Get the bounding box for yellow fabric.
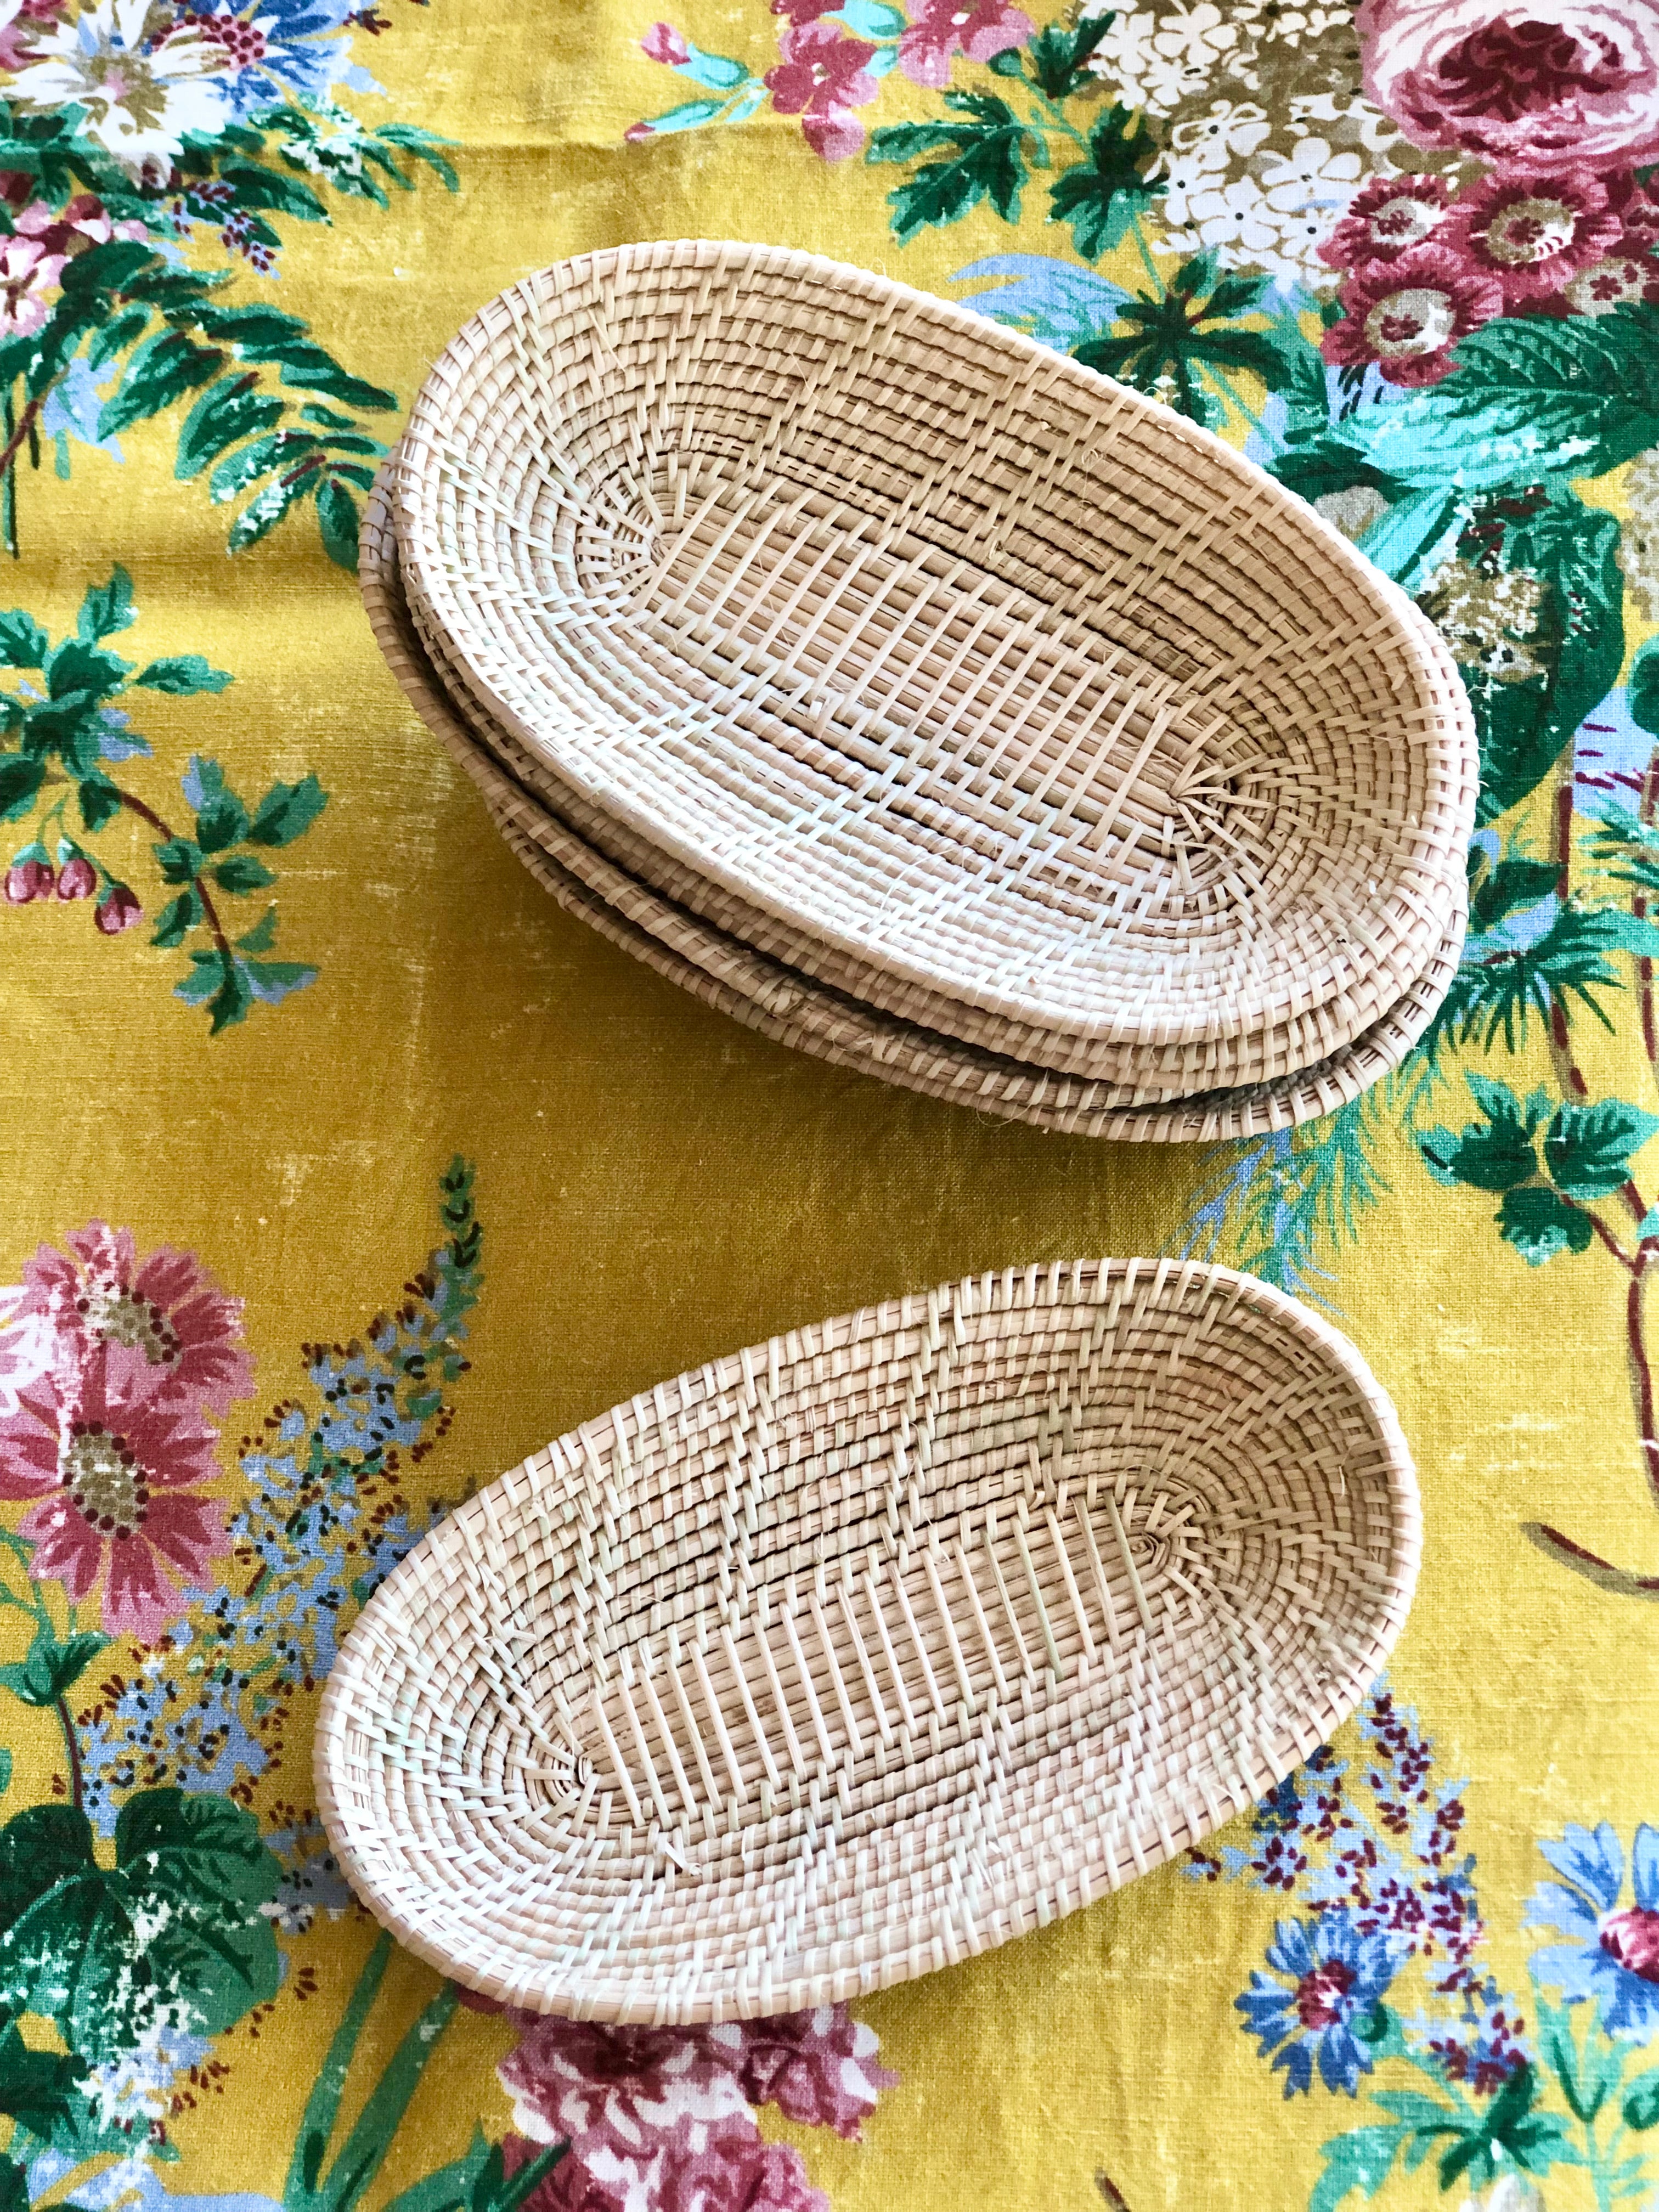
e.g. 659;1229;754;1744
4;2;1659;2208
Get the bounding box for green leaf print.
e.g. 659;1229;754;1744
0;1625;110;1707
1420;1074;1545;1191
868;93;1037;244
1047;105;1161;261
0;1787;280;2063
1498;1185;1597;1265
1543;1097;1659;1199
0;2022;89;2141
1333;307;1659;492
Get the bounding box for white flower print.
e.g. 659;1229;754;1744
1167;98;1273;166
8;0;233;171
1082;1;1244;115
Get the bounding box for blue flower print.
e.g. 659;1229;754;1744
182;0;356;115
1525;1821;1659;2039
1237;1910;1403;2096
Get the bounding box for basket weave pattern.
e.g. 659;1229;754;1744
317;1259;1420;2022
392;240;1476;1088
362;477;1466;1144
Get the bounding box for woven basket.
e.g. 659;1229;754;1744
363;476;1465;1143
400;552;1464;1098
393;239;1476;1090
317;1259;1420;2022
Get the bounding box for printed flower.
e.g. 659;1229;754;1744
501;2130;824;2212
1565;251;1659;310
499;2008;892;2210
1358;0;1659;173
0;1303;55;1419
707;2009;896;2137
1166;98;1272;167
1165;173;1283;261
55;854;96;900
0;235;63;338
13;189;150;259
0;1339;227;1639
1318;173;1455;269
1526;1820;1659;2038
1322;240;1503;385
1444;167;1622;303
1617;445;1659;621
1082;2;1245;115
764;19;878;159
95;883;142;933
174;0;356;116
5;855;53;900
500;2022;827;2212
640;18;690;60
1237;1910;1403;2095
1419;556;1547;684
8;0;234;173
1254;135;1367;267
897;0;1032;89
0;0;63;69
20;1222;253;1414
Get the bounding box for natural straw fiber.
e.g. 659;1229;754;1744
393;239;1477;1090
363;475;1465;1143
316;1259;1420;2023
400;543;1462;1099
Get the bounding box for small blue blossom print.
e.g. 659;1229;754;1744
1237;1911;1403;2096
1525;1821;1659;2039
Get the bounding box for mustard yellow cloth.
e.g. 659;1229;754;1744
3;1;1659;2207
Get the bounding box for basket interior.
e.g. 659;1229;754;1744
320;1262;1415;2019
398;245;1468;1046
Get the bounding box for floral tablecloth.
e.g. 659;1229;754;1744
3;0;1659;2207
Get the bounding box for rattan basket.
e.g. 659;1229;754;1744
363;477;1465;1143
316;1259;1420;2022
393;239;1476;1090
400;550;1464;1098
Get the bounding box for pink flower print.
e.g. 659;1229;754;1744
1443;166;1622;303
497;2007;895;2211
1322;240;1504;386
708;2008;897;2138
55;855;96;901
769;0;848;28
897;0;1031;87
502;2130;825;2212
0;1305;56;1420
94;884;142;934
1318;173;1455;272
765;20;879;157
20;1222;253;1415
1358;0;1659;173
0;235;63;338
0;0;64;71
5;857;53;902
640;19;690;62
0;1339;228;1640
1565;251;1659;311
500;2025;828;2212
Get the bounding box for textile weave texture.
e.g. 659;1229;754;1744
1;0;1657;2207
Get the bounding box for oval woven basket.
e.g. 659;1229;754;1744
363;476;1465;1143
393;241;1476;1085
400;552;1465;1097
317;1259;1420;2021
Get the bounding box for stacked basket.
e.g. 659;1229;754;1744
369;238;1479;1143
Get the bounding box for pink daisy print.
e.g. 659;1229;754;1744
1443;166;1623;304
1317;173;1455;273
1322;239;1504;386
0;1338;228;1640
20;1221;253;1416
